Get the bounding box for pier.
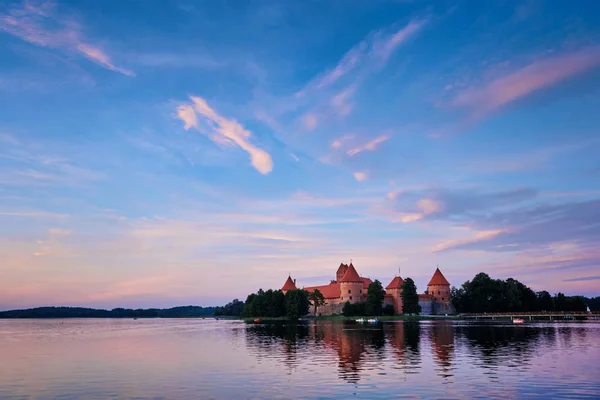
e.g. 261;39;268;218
462;311;600;321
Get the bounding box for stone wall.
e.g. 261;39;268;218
310;301;344;316
432;301;455;315
419;299;433;315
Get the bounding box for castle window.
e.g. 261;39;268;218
349;296;352;300
442;297;444;301
438;290;441;295
348;290;351;294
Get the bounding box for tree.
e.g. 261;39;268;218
284;289;310;319
214;299;244;317
537;291;553;311
342;301;354;317
365;280;385;316
401;277;421;315
383;304;395;316
308;289;325;316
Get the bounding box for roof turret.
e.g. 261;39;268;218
427;268;450;286
282;275;297;291
386;276;404;290
340;263;362;283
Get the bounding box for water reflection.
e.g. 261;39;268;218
429;322;454;378
2;319;599;399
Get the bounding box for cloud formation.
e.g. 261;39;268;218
177;96;273;174
451;47;600;119
353;171;368;181
0;1;134;76
347;134;390;156
310;17;428;90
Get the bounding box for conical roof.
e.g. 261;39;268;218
427;268;450;286
340;263;362;282
282;275;297;291
386;276;404;289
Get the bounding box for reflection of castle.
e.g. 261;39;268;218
281;263;454;315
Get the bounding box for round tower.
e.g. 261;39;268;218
385;276;404;314
339;263;362;303
427;267;451;303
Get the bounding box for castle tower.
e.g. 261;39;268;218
385;276;404;314
427;267;451;303
336;263;349;282
339;263;362;303
281;275;297;295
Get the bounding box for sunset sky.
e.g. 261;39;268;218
1;0;599;310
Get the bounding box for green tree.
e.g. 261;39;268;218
342;301;354;317
284;289;310;319
537;291;554;311
365;280;385;316
308;289;325;316
401;277;421;315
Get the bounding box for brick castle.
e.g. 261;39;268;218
281;263;454;315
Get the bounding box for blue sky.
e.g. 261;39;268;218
1;0;599;310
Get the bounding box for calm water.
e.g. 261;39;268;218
1;319;599;399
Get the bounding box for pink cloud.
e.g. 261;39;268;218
301;113;318;130
353;171;368;182
176;96;273;174
347;134;390;156
371;19;427;62
0;1;133;76
451;47;600;118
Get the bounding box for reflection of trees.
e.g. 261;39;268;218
244;322;309;373
456;324;553;380
385;322;421;373
430;322;454;379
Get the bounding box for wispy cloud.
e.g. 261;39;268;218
347;134;390;156
176;96;273;174
370;19;428;63
0;1;134;76
308;17;428;91
353;171;368;182
450;47;600;119
564;276;600;282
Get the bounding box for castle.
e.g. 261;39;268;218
281;263;454;315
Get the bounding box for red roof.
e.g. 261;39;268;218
361;277;373;288
340;263;362;282
304;283;340;299
427;268;450;286
385;276;404;290
281;276;297;291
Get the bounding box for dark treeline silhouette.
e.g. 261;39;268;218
242;288;309;319
214;299;244;317
0;305;215;319
452;272;599;313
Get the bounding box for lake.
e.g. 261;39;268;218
1;319;599;399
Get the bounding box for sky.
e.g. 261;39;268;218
1;0;600;310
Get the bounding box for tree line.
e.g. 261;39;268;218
0;306;216;319
451;272;600;313
240;288;311;319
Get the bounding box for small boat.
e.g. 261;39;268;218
367;318;379;323
355;318;366;323
513;318;524;324
253;318;261;323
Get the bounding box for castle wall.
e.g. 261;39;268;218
419;299;433;315
310;301;344;316
432;301;455;315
